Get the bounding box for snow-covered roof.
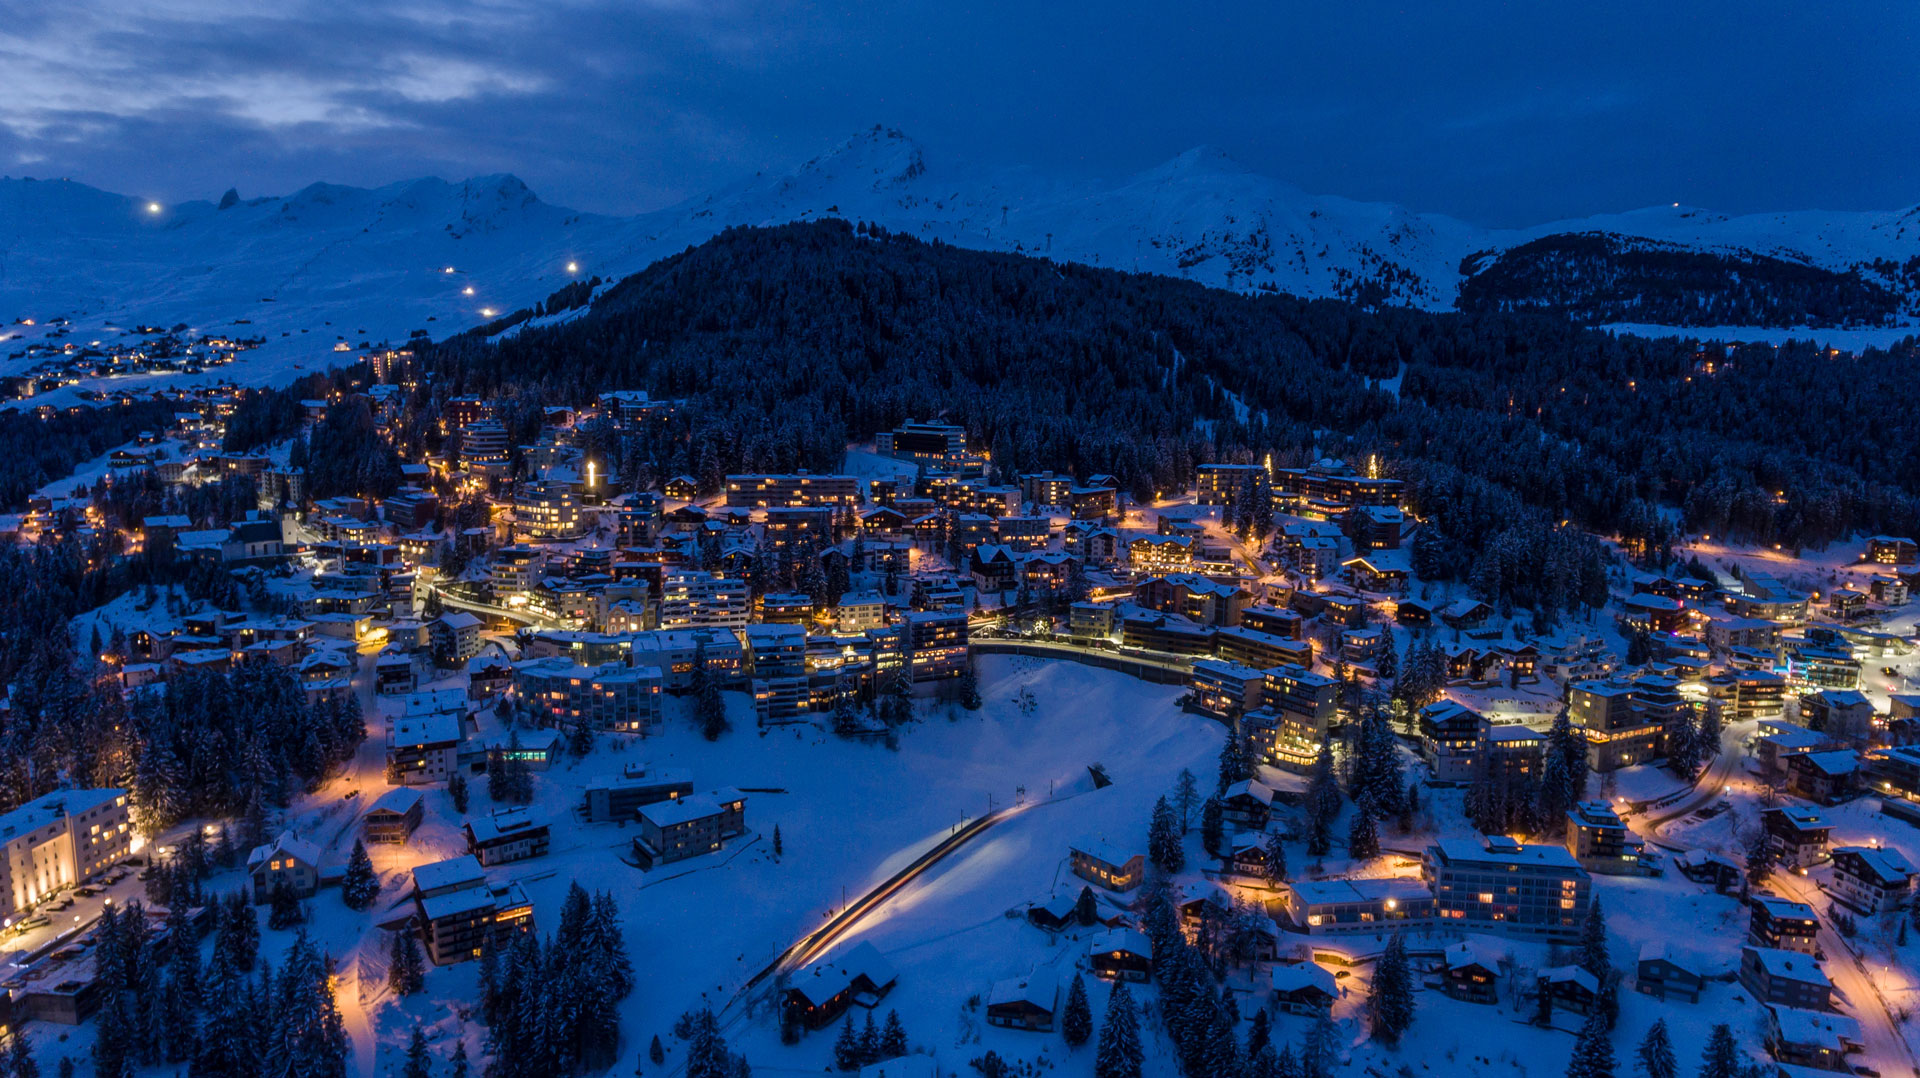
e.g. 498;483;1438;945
1745;946;1830;987
1088;927;1150;959
412;855;485;896
988;970;1058;1012
1269;962;1337;997
247;829;320;869
366;787;423;817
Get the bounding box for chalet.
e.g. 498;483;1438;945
1442;939;1506;1004
1565;801;1651;876
1025;895;1081;932
387;710;463;786
1222;835;1276;879
1341;549;1411;594
1394;599;1433;627
1070;840;1145;892
464;809;552;867
1269;962;1337;1016
1279;877;1435;934
986;971;1059;1031
663;476;701;501
1764;1004;1862;1072
363;787;424;845
1087;927;1153;982
1673;848;1742;893
968;545;1019;594
1636;942;1704;1003
1219;779;1275;831
782;941;899;1030
1785;750;1859;805
1763;806;1832;870
1540;965;1600;1014
1439;599;1492;630
1828;846;1916;914
634;789;748;868
1750;895;1820;954
247;831;321;902
1740;946;1832;1011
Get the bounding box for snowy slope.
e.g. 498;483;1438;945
4;126;1918;404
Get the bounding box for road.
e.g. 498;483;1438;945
1771;868;1919;1078
1639;719;1751;831
653;798;1039;1075
1638;720;1917;1078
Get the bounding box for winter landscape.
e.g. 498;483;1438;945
2;6;1920;1078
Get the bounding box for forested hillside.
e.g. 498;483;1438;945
1457;232;1902;327
394;220;1920;615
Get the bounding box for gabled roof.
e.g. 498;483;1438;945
988;970;1058;1012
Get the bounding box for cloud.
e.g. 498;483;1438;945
0;0;1914;226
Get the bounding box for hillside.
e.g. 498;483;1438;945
5;128;1920;405
407;221;1920;576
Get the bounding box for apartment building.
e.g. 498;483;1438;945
0;789;132;922
1423;835;1592;940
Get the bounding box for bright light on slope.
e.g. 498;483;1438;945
566;261;578;273
145;202;161;214
480;308;496;317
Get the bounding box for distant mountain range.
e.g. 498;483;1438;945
3;126;1917;401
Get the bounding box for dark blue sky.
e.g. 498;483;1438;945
1;0;1913;226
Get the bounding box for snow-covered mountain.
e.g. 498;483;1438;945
4;125;1918;404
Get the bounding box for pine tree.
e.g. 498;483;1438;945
1095;980;1143;1078
1348;803;1380;859
6;1031;38;1078
341;839;379;910
650;1036;666;1066
878;1010;908;1059
1173;768;1200;831
1244;1007;1271;1060
832;1014;862;1072
1696;1024;1737;1078
1075;885;1099;926
1201;797;1225;856
1264;831;1288;883
1062;972;1093;1046
772;824;784;858
1539;707;1589;825
449;1038;470;1078
448;771;470;813
1565;1007;1616;1078
1635;1018;1676;1078
958;662;982;710
1305;741;1341;857
402;1025;433;1078
1148;795;1184;873
1299;1013;1338;1078
1579;897;1611;980
1368;932;1415;1044
267;879;302;930
388;928;426;995
858;1011;879;1066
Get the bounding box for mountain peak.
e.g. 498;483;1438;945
794;126;928;191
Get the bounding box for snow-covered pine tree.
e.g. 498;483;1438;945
402;1025;432;1078
1305;741;1340;857
879;1010;908;1059
1173;768;1200;831
1062;974;1092;1047
1201;797;1225;856
1148;795;1184;873
388;928;426;995
1564;1008;1615;1078
1347;803;1379;860
1696;1024;1738;1078
341;839;379;910
448;770;470;814
1264;831;1288;883
1578;897;1610;980
1095;981;1143;1078
1367;932;1414;1044
832;1014;861;1072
